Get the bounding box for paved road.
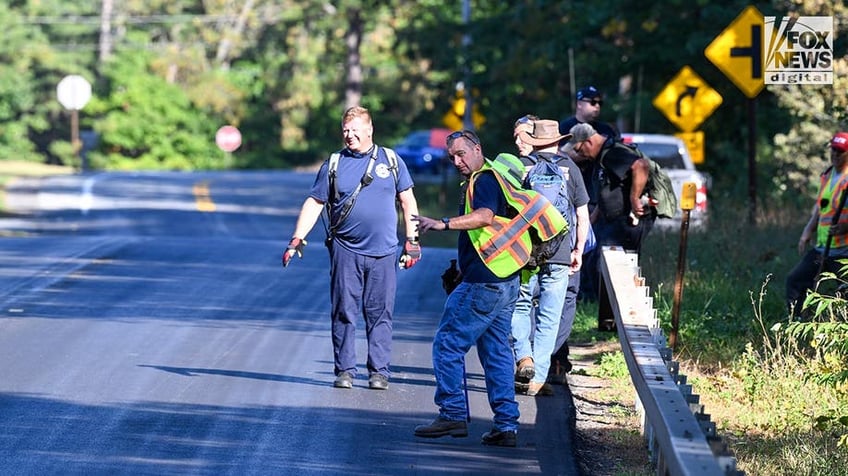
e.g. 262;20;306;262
0;171;579;475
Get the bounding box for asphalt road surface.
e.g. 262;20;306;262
0;170;579;475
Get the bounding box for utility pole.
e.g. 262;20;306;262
461;0;473;131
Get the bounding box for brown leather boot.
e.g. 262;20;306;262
515;356;535;382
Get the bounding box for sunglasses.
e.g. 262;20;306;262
515;115;534;125
447;130;480;145
580;99;603;107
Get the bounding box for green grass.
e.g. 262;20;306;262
639;193;805;363
412;176;848;474
620;193;848;474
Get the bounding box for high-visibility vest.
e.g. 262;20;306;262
465;153;568;277
816;167;848;248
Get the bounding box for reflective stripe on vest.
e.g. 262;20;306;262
464;156;567;277
816;169;848;248
490;153;565;241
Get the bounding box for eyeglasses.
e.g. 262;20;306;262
573;141;587;154
447;130;480;145
580;99;603;107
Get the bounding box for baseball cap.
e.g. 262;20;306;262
560;123;598;154
576;86;601;101
832;132;848;152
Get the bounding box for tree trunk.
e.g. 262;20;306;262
98;0;113;64
344;8;363;110
215;0;256;70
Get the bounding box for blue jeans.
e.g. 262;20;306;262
432;278;520;432
511;263;571;384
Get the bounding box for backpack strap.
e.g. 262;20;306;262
328;152;342;202
383;146;400;185
325;147;379;237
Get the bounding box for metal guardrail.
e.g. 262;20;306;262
598;246;742;476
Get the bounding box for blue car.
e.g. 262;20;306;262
393;128;451;175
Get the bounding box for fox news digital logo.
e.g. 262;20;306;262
764;16;833;85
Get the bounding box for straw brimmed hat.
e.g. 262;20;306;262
516;119;571;147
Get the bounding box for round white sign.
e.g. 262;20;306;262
216;125;242;152
57;75;92;110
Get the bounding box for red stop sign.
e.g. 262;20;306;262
216;125;242;152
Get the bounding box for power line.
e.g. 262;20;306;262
19;15;238;26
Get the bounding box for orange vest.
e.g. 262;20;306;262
465;154;567;277
816;167;848;248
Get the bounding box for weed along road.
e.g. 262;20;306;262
0;171;579;475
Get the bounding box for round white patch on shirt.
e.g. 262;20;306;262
375;163;391;179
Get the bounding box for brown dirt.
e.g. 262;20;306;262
567;341;654;475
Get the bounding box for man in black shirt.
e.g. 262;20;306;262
558;85;618;145
558;86;617;304
562;123;655;254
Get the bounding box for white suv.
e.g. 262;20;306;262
621;133;710;229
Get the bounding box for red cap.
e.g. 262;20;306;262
832;132;848;152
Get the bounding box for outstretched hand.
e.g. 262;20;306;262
413;215;440;234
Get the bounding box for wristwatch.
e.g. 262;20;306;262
441;217;451;230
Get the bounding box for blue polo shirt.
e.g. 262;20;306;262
310;146;414;257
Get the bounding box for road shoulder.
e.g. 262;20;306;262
566;341;653;475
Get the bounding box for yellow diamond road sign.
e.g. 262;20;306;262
653;66;723;133
705;5;765;98
675;131;705;165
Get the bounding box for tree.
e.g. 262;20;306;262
768;1;848;198
89;49;224;170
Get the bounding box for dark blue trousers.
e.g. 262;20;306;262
595;214;655;254
329;244;396;378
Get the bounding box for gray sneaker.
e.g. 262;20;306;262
333;371;353;389
368;373;389;390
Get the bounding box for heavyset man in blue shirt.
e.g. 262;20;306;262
282;106;421;391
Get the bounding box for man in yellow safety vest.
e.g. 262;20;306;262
412;130;566;447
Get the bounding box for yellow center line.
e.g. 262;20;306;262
192;180;216;212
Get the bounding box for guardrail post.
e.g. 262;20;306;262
598;274;616;331
599;246;743;475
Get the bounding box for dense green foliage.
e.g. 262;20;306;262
0;1;845;201
2;1;846;469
